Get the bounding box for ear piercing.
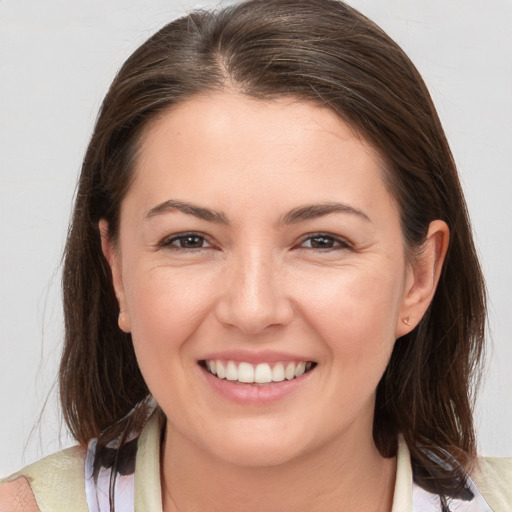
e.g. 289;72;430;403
402;316;411;326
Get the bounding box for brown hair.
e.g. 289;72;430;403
60;0;486;497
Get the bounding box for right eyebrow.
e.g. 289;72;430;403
145;199;230;225
279;202;371;225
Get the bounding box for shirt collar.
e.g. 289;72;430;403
91;411;492;512
395;434;493;512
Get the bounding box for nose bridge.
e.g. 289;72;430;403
237;245;274;307
215;243;292;334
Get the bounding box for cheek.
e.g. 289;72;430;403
124;267;222;416
297;263;404;365
124;267;218;363
301;262;403;323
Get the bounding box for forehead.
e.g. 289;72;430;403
127;92;396;221
139;92;375;160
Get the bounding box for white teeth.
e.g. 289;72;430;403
295;361;306;378
216;361;226;379
226;361;238;381
272;363;285;382
238;362;255;383
285;362;296;380
254;363;272;383
206;360;313;384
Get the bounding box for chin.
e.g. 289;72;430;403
208;438;306;468
193;418;320;468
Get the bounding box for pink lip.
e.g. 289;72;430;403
200;349;313;365
199;363;315;405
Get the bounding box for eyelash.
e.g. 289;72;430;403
297;233;352;251
159;232;351;252
160;232;213;250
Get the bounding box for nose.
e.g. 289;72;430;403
214;248;294;335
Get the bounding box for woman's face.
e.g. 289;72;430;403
103;92;440;467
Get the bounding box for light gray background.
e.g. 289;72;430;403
1;0;511;477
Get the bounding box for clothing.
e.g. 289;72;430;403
2;411;511;511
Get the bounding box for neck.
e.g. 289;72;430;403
160;423;396;512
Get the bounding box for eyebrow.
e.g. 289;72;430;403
145;200;229;224
279;202;371;225
145;199;370;225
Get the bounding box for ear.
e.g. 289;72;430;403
396;220;450;338
99;219;131;333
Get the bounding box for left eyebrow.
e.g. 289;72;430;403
279;202;371;225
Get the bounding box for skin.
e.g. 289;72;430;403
0;477;38;512
99;92;449;512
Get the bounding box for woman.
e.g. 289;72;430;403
1;0;510;510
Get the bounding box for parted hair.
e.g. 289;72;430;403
60;0;486;497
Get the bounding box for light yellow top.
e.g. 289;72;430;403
1;413;511;512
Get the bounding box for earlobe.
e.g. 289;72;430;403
396;220;450;338
99;219;132;333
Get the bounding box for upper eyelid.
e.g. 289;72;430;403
160;231;212;247
298;233;352;246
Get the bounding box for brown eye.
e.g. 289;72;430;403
164;233;210;249
300;234;350;250
308;236;335;248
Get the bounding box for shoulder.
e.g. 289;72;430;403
0;477;38;512
0;445;88;512
472;456;512;512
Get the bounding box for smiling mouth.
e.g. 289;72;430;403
201;360;316;384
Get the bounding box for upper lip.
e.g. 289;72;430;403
200;350;315;365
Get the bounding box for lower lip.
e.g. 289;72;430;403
200;365;314;405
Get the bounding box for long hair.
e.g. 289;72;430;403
60;0;486;496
